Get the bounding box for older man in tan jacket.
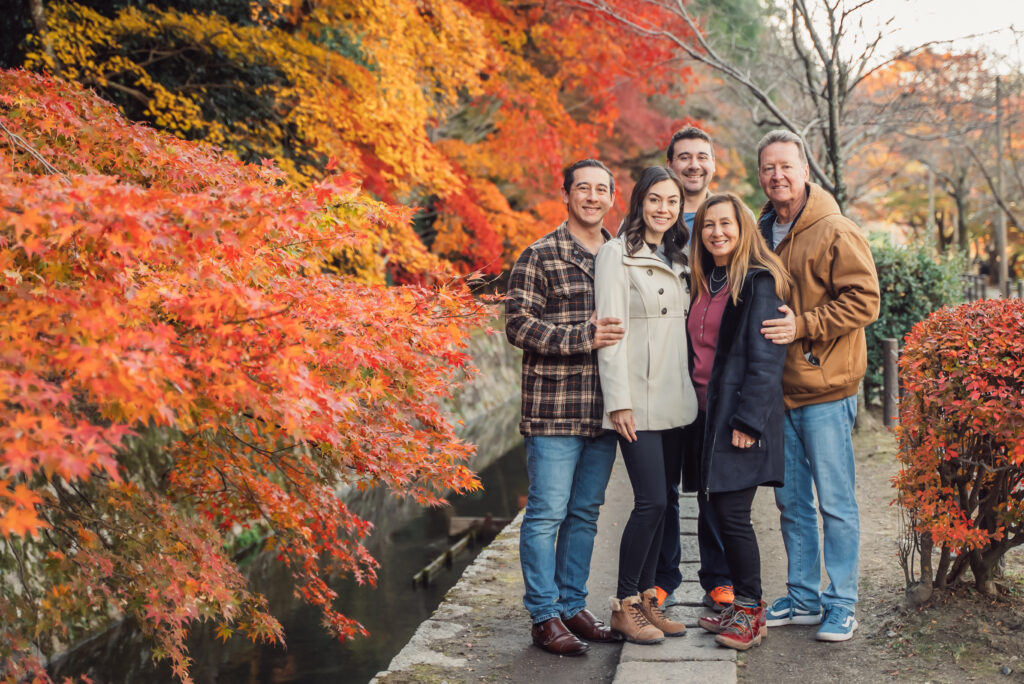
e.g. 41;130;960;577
756;129;879;643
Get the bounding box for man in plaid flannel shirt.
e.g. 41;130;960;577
506;159;625;656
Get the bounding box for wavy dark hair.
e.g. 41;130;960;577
619;166;688;267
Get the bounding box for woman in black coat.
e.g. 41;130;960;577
686;192;790;651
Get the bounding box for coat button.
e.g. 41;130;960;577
661;307;668;315
647;269;653;276
658;288;664;295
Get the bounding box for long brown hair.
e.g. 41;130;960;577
690;192;790;305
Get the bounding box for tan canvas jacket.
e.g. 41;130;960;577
759;183;881;409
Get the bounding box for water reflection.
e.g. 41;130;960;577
215;441;528;683
54;443;528;684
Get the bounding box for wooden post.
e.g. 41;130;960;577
996;76;1009;299
883;338;899;429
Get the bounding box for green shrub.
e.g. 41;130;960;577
865;235;964;403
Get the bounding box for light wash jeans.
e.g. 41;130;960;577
774;395;859;611
520;433;617;624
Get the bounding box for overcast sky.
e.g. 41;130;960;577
848;0;1024;61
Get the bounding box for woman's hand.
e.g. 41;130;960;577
731;429;757;449
610;409;637;443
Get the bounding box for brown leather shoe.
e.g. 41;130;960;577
564;609;621;643
531;617;589;656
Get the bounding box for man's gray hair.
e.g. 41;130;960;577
756;129;809;167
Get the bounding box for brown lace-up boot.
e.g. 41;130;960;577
610;595;664;644
640;588;687;636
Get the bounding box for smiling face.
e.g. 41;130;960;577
562;165;614;231
669;137;715;202
758;141;810;217
641;179;681;244
702;201;740;266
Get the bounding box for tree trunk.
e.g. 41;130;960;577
28;0;60;72
918;530;933;584
970;550;999;595
954;185;969;254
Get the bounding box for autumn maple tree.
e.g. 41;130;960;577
10;0;693;273
0;68;487;682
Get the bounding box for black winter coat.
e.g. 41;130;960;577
691;269;787;494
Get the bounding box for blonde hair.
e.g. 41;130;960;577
690;192;791;306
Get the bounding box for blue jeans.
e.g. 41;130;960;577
774;395;859;611
520;433;617;624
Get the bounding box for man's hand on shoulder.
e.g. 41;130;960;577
590;311;624;350
761;304;796;345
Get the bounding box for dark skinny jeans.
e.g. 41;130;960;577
708;485;761;602
616;428;686;599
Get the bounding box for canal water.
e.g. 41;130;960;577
52;442;528;684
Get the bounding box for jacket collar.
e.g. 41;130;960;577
759;182;841;248
620;238;687;278
555;221;611;278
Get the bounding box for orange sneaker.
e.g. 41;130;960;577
704;585;734;611
655;586;669;607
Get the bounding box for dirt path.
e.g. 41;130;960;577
740;408;1024;683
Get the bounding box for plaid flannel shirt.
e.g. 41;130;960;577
505;222;611;437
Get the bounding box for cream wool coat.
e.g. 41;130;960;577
595;236;698;431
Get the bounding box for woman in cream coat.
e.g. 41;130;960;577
595;166;698;644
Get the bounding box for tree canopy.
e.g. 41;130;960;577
0;67;486;682
12;0;693;273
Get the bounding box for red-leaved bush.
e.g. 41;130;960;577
894;298;1024;595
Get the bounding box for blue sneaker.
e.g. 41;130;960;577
764;596;822;627
662;591;683;608
816;605;858;641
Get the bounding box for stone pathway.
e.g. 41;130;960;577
374;456;737;683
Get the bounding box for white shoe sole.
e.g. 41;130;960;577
816;619;858;642
765;613;822;627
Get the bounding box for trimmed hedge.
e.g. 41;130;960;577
894;298;1024;595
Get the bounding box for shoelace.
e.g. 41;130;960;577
630;602;653;627
646;597;668;621
822;608;846;627
724;607;755;635
713;585;734;599
713;603;738;628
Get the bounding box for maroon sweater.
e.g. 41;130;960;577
688;284;730;411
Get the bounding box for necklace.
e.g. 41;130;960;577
709;266;728;295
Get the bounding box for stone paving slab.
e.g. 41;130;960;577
663;603;711;628
679;535;700;562
620;630;736;663
613;660;737;684
679;495;699;519
669;579;706;606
